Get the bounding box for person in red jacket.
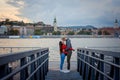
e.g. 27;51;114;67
59;37;67;72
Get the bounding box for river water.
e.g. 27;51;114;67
0;38;120;61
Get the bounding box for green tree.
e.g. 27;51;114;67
14;30;19;35
85;31;92;35
34;30;44;35
5;19;10;24
52;31;61;35
77;30;92;35
98;30;102;35
9;29;14;35
103;30;110;35
9;29;19;35
67;31;74;35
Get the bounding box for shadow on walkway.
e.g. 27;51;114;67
45;61;83;80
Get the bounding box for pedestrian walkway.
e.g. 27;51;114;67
45;61;83;80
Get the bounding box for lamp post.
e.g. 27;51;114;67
33;22;36;35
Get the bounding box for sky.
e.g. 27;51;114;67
0;0;120;27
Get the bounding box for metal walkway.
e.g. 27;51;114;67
45;61;83;80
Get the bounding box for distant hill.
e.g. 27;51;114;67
62;25;97;29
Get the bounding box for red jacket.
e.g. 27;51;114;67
61;43;68;54
69;48;74;51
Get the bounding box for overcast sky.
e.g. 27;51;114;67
0;0;120;27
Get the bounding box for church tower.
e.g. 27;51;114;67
53;17;57;31
114;19;119;28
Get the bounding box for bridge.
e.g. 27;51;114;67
0;47;120;80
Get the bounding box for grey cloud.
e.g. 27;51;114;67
7;0;120;27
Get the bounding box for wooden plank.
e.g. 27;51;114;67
45;61;83;80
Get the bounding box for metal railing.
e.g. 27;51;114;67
0;48;49;80
77;48;120;80
0;47;41;53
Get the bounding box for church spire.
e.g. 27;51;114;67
53;17;57;31
115;19;118;23
114;19;119;28
54;17;57;23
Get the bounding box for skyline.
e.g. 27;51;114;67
0;0;120;27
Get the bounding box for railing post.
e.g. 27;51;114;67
47;50;49;73
77;49;80;72
45;51;48;75
42;51;45;80
100;54;104;80
42;52;45;80
0;64;11;79
36;52;40;80
78;50;82;75
82;50;85;76
83;50;87;80
114;57;119;80
80;50;83;75
30;54;35;80
20;57;28;80
85;51;89;80
40;51;44;80
95;59;100;80
88;52;92;80
90;52;95;80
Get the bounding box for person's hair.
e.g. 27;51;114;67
59;41;63;53
62;37;66;41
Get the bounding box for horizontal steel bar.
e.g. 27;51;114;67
26;58;48;80
0;48;48;66
0;47;41;48
78;52;120;68
0;52;48;80
78;48;120;57
78;56;113;80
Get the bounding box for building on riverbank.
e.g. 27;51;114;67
98;19;120;37
0;25;7;35
58;25;97;35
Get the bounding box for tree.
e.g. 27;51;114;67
9;29;19;35
67;31;74;35
77;30;92;35
14;30;19;35
103;30;110;35
5;19;10;24
9;29;14;35
77;31;85;35
34;29;44;35
52;31;61;35
98;30;102;35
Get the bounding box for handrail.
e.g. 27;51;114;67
0;47;41;53
0;47;41;48
78;52;120;68
0;48;47;66
77;48;120;80
0;48;49;80
79;48;120;57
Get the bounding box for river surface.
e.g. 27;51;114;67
0;38;120;61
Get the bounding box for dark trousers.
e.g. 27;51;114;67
67;50;72;70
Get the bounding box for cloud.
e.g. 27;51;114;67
0;0;30;22
0;0;120;27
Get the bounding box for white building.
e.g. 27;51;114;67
0;25;7;35
20;26;27;35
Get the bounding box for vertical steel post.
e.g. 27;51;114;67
20;57;28;80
